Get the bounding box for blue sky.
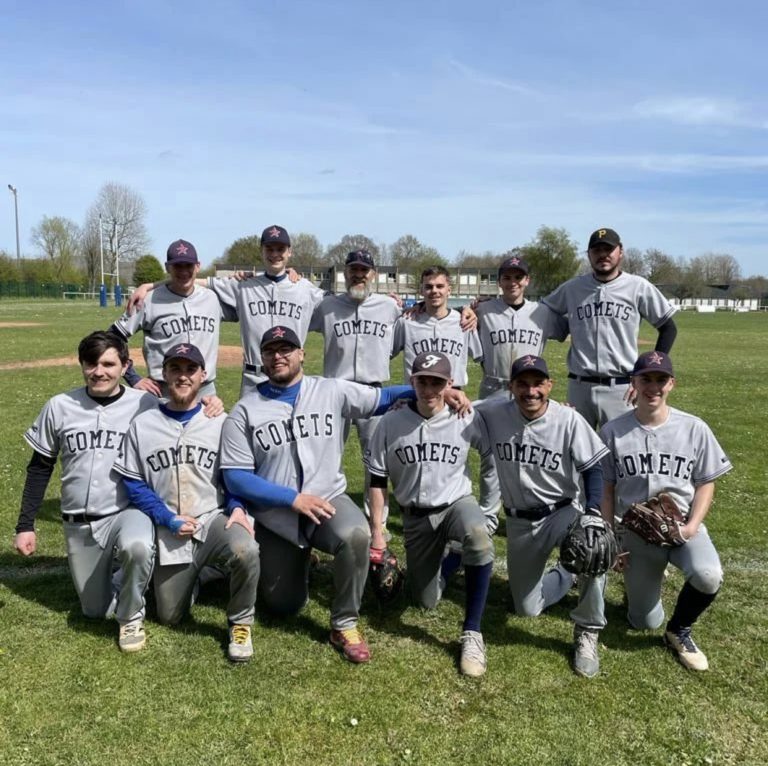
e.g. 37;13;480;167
2;0;767;275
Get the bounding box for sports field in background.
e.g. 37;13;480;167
0;301;766;766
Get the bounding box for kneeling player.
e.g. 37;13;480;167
600;351;732;671
114;343;260;662
366;351;494;677
477;355;610;677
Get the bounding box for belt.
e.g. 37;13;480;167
244;363;262;374
405;503;450;517
62;510;121;524
482;375;509;385
359;382;382;388
504;498;573;521
568;373;630;386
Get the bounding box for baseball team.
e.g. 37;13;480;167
13;225;731;679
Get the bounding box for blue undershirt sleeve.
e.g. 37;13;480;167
374;385;415;415
223;469;298;509
123;477;185;532
580;465;603;510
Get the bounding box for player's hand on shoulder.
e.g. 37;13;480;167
388;292;403;308
623;382;638;407
444;388;472;417
201;395;225;418
286;267;301;283
232;270;255;282
401;301;425;319
291;493;335;525
14;531;37;556
459;305;477;332
134;377;162;397
126;283;154;314
225;507;255;537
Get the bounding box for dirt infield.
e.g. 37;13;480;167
0;345;244;371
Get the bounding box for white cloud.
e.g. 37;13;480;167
447;58;537;96
632;96;765;129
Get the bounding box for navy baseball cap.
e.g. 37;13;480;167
510;354;550;380
411;351;452;381
498;254;529;276
260;326;302;350
345;250;376;269
631;350;674;377
588;228;621;249
261;225;291;247
163;342;205;369
166;239;199;264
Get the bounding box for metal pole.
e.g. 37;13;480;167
7;184;20;261
98;213;107;307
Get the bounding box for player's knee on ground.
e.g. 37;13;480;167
627;600;665;630
156;600;187;626
511;592;546;618
461;523;494;567
688;566;723;595
258;584;307;617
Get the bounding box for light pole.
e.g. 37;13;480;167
7;184;20;262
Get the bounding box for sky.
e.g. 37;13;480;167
2;0;767;275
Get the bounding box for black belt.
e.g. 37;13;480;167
568;373;630;386
405;503;450;517
62;510;121;524
360;382;382;388
504;498;573;521
244;364;262;374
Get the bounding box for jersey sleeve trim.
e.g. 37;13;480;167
23;432;57;459
574;445;610;473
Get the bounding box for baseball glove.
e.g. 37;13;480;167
560;509;619;577
623;493;687;548
368;547;404;603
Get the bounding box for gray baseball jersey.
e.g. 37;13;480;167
208;275;324;376
477;399;609;512
476;298;568;380
599;408;732;520
114;408;228;565
113;285;226;382
220;376;381;546
543;273;676;376
25;387;157;516
309;292;402;382
392;312;482;386
365;404;488;508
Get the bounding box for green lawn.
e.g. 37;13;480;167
0;302;766;765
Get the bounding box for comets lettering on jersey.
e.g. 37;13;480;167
410;337;464;357
64;429;126;453
253;413;334;451
613;452;694;481
157;314;216;339
493;441;563;471
146;444;217;473
394;442;462;466
575;301;633;322
247;298;304;319
488;327;543;347
332;318;388;339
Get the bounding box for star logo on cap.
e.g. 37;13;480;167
271;327;286;338
510;257;520;265
175;243;189;255
175;344;190;354
647;351;664;366
267;227;282;239
521;355;537;367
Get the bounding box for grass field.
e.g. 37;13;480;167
1;301;767;766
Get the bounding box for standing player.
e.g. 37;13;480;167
392;266;483;388
477;355;611;677
309;249;402;529
600;351;732;671
113;343;260;662
542;227;677;429
365;352;494;677
219;327;461;663
13;331;157;652
111;239;228;397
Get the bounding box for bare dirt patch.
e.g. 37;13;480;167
0;322;44;328
0;345;244;371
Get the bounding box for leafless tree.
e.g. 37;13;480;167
30;216;82;280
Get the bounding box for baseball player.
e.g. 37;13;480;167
308;249;402;529
365;351;494;677
113;343;260;662
542;227;678;429
599;351;732;671
13;331;158;652
392;266;483;388
218;326;441;663
111;239;229;398
477;355;610;677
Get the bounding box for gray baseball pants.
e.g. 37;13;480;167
567;379;633;430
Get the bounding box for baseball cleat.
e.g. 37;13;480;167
664;627;709;671
459;630;487;677
227;624;254;662
572;625;600;678
118;620;146;653
330;627;371;664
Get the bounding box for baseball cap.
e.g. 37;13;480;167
498;254;529;277
588;228;621;249
631;350;674;377
411;351;453;381
166;239;199;264
261;225;291;247
510;355;550;381
163;342;205;369
260;325;302;350
345;249;376;269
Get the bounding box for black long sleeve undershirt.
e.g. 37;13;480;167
16;451;57;533
655;318;677;354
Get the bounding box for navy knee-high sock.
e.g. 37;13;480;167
667;581;718;632
463;562;492;633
